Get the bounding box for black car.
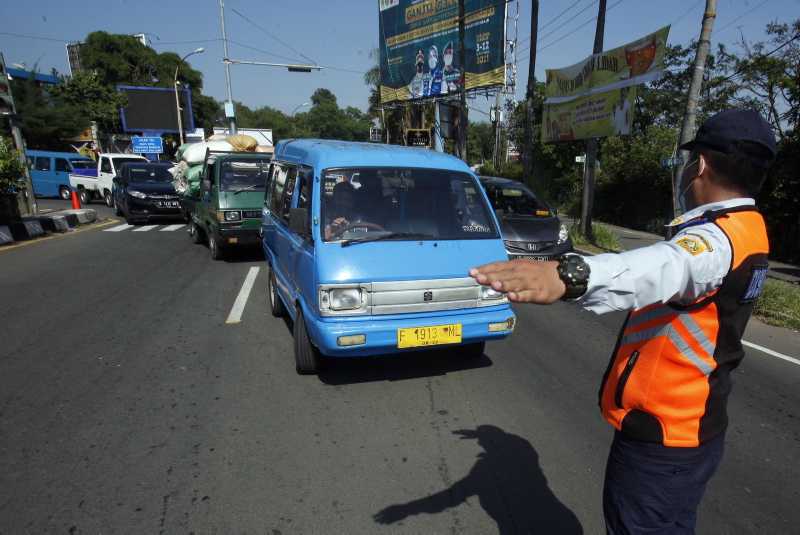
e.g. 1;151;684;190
113;162;182;225
479;176;572;260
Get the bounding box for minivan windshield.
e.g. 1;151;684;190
128;165;173;183
321;167;498;243
484;183;550;216
113;157;146;170
220;159;270;192
70;159;93;169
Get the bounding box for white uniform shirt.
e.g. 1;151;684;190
579;198;756;314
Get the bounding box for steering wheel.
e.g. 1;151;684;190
332;221;386;238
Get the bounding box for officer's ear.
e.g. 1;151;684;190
697;153;709;177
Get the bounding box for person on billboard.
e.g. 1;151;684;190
409;49;426;99
443;41;459;94
425;45;444;97
612;87;633;136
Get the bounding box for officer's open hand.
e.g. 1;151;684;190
470;259;566;304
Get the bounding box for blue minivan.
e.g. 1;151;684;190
26;150;93;199
261;139;515;374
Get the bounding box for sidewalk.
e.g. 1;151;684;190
563;218;800;285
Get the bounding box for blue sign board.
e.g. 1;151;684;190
131;136;164;154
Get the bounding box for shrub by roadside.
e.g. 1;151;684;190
569;223;622;252
754;279;800;331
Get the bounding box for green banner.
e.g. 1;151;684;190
544;26;670;103
542;87;637;143
378;0;506;103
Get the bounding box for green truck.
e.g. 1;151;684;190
185;151;271;260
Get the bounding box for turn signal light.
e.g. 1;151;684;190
488;318;516;332
337;334;366;347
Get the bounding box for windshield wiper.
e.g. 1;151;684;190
232;184;260;195
341;232;435;247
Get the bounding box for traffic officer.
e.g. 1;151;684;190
470;109;776;534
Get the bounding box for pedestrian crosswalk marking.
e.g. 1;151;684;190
133;225;159;232
105;224;134;232
160;224;186;232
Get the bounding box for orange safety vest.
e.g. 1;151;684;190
599;206;769;447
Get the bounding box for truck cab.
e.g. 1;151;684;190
69;153;147;206
262;139;516;374
188;151;271;260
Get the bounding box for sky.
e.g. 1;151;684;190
1;0;798;121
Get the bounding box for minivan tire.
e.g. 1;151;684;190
104;190;113;207
209;233;224;260
293;309;321;375
113;198;122;216
59;186;71;200
268;269;286;317
190;222;203;244
462;342;485;359
78;188;92;205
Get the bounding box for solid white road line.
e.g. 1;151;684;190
105;224;134;232
160;224;186;232
133;225;158;232
742;340;800;367
226;266;261;325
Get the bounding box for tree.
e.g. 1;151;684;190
10;76;88;149
50;71;126;133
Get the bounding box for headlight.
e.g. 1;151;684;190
224;211;241;222
558;224;569;244
481;286;504;300
128;189;147;199
328;288;363;311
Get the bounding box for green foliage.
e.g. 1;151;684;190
753;279;800;330
10;76;89;149
0;136;26;194
50;71;125;133
760;133;800;263
568;223;622;252
467;122;495;165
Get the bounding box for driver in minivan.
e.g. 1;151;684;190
325;181;358;240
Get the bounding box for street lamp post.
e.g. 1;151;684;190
174;47;205;145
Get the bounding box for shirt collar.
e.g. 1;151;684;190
666;198;755;227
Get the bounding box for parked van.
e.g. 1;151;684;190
26;150;92;199
262;139;516;374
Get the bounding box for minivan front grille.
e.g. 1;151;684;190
242;210;262;219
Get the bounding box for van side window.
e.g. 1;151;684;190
269;163;287;216
35;157;51;171
55;158;70;172
280;167;298;222
297;167;312;211
264;163;276;206
100;158;112;173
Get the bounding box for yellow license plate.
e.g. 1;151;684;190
397;324;462;349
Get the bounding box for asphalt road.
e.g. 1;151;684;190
1;214;799;534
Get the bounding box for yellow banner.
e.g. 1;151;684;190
542;87;637;143
545;26;670;102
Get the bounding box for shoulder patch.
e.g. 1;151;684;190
741;265;769;303
675;234;711;256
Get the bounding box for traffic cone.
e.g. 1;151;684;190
70;189;81;209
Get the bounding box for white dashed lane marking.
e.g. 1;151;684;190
133;225;159;232
105;224;134;232
160;224;186;232
742;340;800;367
226;267;261;325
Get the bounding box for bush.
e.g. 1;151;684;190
568;223;622;252
753;279;800;330
0;136;26;194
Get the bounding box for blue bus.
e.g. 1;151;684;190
26;150;93;199
261;139;516;374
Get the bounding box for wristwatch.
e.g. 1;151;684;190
556;254;591;300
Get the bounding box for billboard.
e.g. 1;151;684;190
117;85;195;134
544;26;670;103
542;86;637;143
379;0;506;103
542;26;670;143
0;53;16;116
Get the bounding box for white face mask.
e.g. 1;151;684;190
444;52;453;67
678;158;699;212
429;53;437;70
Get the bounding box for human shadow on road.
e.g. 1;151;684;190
373;425;583;534
317;347;492;385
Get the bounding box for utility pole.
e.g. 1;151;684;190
492;91;502;168
457;0;468;161
579;0;607;240
523;0;539;184
673;0;717;217
218;0;237;134
9;118;35;216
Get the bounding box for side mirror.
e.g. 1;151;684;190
289;207;310;238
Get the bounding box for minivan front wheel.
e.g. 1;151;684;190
268;269;286;318
209;233;224;260
104;190;113;207
59;186;71;200
293;309;321;375
78;188;92;205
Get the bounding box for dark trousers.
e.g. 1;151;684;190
603;431;725;535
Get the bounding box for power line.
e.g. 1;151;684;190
535;0;600;45
0;31;74;43
518;0;587;46
715;0;770;34
717;32;800;83
154;39;223;46
229;7;318;65
227;39;305;64
670;0;704;27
